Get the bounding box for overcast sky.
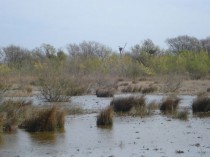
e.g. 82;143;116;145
0;0;210;51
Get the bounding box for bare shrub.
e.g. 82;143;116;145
39;77;71;102
162;75;182;93
97;107;113;126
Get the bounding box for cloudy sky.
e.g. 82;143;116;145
0;0;210;51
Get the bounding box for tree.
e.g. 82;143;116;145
2;45;31;69
166;35;202;54
131;39;159;66
40;44;57;59
67;41;112;60
200;37;210;57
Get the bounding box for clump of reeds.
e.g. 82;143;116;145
97;107;113;126
160;96;180;113
0;100;32;132
110;96;148;116
96;88;115;97
23;107;65;132
192;96;210;113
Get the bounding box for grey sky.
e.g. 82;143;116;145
0;0;210;51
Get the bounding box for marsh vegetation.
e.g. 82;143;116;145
0;36;210;156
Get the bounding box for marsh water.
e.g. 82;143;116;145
0;94;210;157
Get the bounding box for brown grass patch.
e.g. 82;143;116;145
97;107;113;126
160;96;180;113
192;96;210;113
0;100;33;132
23;107;65;132
96;88;115;97
110;96;149;116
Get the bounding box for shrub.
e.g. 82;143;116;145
23;107;65;132
192;96;210;113
160;97;180;113
96;88;114;97
39;77;71;102
97;107;113;126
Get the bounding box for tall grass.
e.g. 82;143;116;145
192;96;210;113
97;107;113;126
23;107;65;132
160;96;180;113
0;100;32;132
110;96;150;116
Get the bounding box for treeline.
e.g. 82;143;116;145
0;35;210;79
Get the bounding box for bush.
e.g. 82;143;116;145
23;107;65;132
160;97;180;113
96;88;115;97
39;77;71;102
192;96;210;113
97;107;113;126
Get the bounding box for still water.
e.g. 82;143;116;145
0;94;209;157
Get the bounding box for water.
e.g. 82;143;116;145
0;94;209;157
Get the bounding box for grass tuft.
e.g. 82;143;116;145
23;107;65;132
97;107;113;126
160;96;180;113
192;96;210;113
0;100;32;132
110;96;149;116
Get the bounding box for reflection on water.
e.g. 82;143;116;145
29;132;58;145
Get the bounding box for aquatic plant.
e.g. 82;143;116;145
192;96;210;113
97;107;113;126
160;96;179;113
23;107;65;132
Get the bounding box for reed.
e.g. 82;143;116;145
97;107;113;126
23;107;65;132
